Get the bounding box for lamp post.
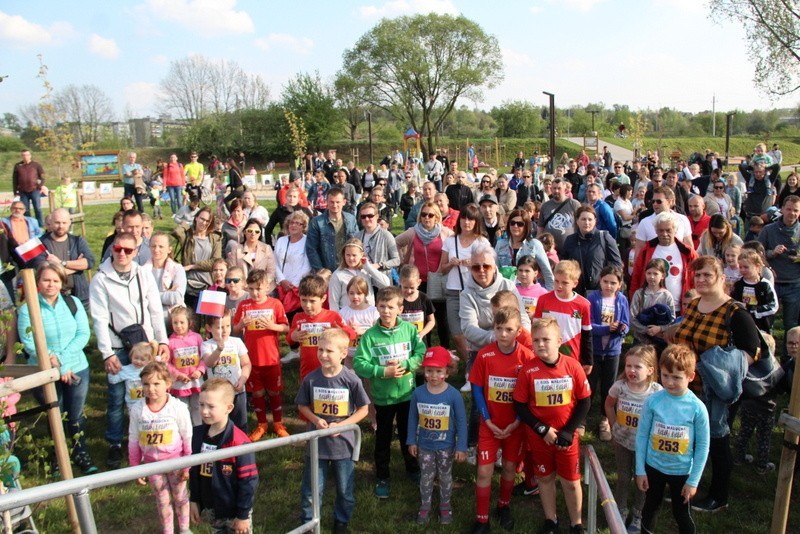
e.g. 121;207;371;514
587;108;600;133
725;112;737;163
367;111;373;165
543;91;555;174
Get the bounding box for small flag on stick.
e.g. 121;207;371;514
196;290;226;317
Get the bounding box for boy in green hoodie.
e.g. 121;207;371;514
354;286;426;499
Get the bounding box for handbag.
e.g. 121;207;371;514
277;285;301;313
109;272;150;350
724;301;784;399
425;272;447;300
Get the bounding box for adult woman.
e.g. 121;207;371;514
146;232;186;319
478;176;495;197
221;198;247;254
226;218;276;281
241;191;269;227
777;172;800;208
17;262;96;474
275;211;312;319
494;208;554;289
561;206;623;295
697;214;743;260
223;158;245;205
264;187;314;246
120;196;135;212
704;180;735;218
614;184;635;248
172;207;222;310
438;204;489;364
665;256;761;513
362;164;378;193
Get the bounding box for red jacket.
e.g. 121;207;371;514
163;162;185;187
689;214;710;250
629;238;697;300
442;208;459;230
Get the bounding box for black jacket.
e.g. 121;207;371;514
561;229;623;295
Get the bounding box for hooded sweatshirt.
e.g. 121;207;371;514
459;273;532;352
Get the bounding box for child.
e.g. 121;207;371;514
328;238;391;311
744;216;764;242
232;269;290;441
338;276;380;359
223;266;250;317
407;346;468;525
588;266;630;442
604;345;663;531
468;307;535;532
679;289;699;318
167;307;206;427
208;259;229;292
731;248;778;333
201;310;251;432
398;265;436;339
513;317;592;534
354;286;425;499
289;275;356;383
108;341;155;408
150;179;163;220
128;362;193;534
635;344;710;534
516;255;547;320
133;168;147;198
295;329;370;533
491;291;533;351
723;244;742;294
539;232;559;266
630;259;675;345
190;379;258;533
534;260;593;370
54;174;78;213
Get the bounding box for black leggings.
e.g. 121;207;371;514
641;463;696;534
589;355;620;416
706;435;732;503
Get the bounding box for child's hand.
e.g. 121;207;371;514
314;417;329;430
136;477;147;486
234;378;246;392
485;420;504;439
501;420;520;438
408;445;417;457
645;325;662;336
190;370;202;380
262;315;275;330
292;330;309;343
454;451;467;463
232;517;250;534
636;475;649;492
176;373;190;383
542;426;559;446
681;484;697;504
190;503;201;525
383;361;405;378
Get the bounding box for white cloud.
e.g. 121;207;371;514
254;33;314;55
0;11;57;46
151;54;168;64
359;0;458;18
143;0;254;34
88;34;120;59
125;82;159;115
503;48;536;70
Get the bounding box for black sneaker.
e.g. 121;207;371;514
495;506;514;531
540;518;559;534
106;445;123;468
691;496;728;513
569;524;586;534
470;521;491;534
74;452;98;475
333;520;349;534
512;480;540;496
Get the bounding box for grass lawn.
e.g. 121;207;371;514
4;188;800;534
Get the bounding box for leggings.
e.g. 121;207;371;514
148;469;189;534
640;464;695;534
589;355;620;415
735;404;774;468
375;402;418;480
417;448;455;510
613;443;645;516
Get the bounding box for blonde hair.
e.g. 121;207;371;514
339;238;365;269
129;342;155;364
139;361;172;384
554;259;581;282
737;248;764;269
490;290;518;309
346;275;370;296
319;328;351;355
531;317;560;337
620;345;659;383
202;377;236;404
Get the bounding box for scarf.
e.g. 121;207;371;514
414;222;442;246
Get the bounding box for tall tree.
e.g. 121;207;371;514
333;71;368;141
710;0;800;95
343;13;502;155
53;84;114;146
281;72;341;149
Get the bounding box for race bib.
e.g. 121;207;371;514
139;430;174;447
174;346;199;370
246;309;274;331
742;286;756;307
520;295;537;316
301;322;330;348
418;403;450;431
129;386;144;401
488;375;516;404
650;422;689;455
216;350;238;368
200;441;217;477
616;398;643;429
312;387;350;417
400;311;425;333
373;341;412;366
533;377;573;407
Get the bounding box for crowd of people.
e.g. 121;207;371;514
2;142;798;534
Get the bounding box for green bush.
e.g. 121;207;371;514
0;136;27;152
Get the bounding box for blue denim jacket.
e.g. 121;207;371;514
697;345;747;438
305;211;358;272
494;234;554;290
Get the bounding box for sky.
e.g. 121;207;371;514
0;0;796;122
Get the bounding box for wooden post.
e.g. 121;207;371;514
495;137;500;169
771;359;800;533
20;269;81;533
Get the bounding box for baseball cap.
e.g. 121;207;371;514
479;193;498;205
421;346;452;368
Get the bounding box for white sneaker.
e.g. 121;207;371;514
495;449;503;467
281;350;299;363
460;376;471;392
626;515;641;533
466;447;477;465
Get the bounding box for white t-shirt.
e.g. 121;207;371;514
637;211;692;243
614;198;633;228
201;337;248;387
651;243;684;308
441;235;488;291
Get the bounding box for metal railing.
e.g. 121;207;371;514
584;445;626;534
0;424;362;534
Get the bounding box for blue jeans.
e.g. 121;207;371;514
19;189;43;227
776;282;800;359
300;457;355;524
58;367;91;456
167;185;183;214
106;348;130;446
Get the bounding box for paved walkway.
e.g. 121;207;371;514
564;137;634;162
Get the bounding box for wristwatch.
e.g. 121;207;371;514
61;260;67;268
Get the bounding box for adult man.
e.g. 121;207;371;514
564;159;584;193
306;188;358;272
664;169;689;215
586;183;617;239
537;179;581;253
436;148;450;173
608;162;630;185
495;175;517;216
602;146;613;173
634;187;694;253
89;232;169;467
357;202;400;278
333;169;358;215
121;152;144;212
387;163;404;211
184;152;205;202
508;166;523;190
406;181;438;230
769;143;783;166
346;161;363;200
760;195;800;356
12;149;45;226
687;196;711;250
425;153;445;192
435;193;459;230
515;171;537;208
42;208;95;310
392;149;404;167
102;210;151;265
479;194;502;247
446;171;476;211
322;149;338;181
743;162;777;220
2;200;46;270
627;160;641;185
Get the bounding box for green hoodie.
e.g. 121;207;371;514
353;318;425;406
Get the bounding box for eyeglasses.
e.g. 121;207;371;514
614;166;622;169
112;246;136;255
481;181;490;184
225;278;241;284
420;212;436;218
652;199;664;204
245;229;261;235
360;213;376;219
471;263;494;272
196;217;211;224
509;220;525;227
714;185;724;189
788;341;800;346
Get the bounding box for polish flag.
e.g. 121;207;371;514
15;238;46;263
196;290;227;317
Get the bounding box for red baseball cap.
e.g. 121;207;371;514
421;346;452;368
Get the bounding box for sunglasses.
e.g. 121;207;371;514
225;278;241;284
245;229;261;235
420;213;436;218
360;213;376;219
471;263;494;272
113;245;136;255
509;220;525;227
652;199;664;204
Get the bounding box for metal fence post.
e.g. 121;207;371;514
310;436;320;534
73;488;97;534
586;454;597;534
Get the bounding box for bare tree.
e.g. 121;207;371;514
53;84;114;146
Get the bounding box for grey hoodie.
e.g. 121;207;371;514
459;273;531;351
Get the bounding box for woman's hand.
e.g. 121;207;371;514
61;371;76;384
